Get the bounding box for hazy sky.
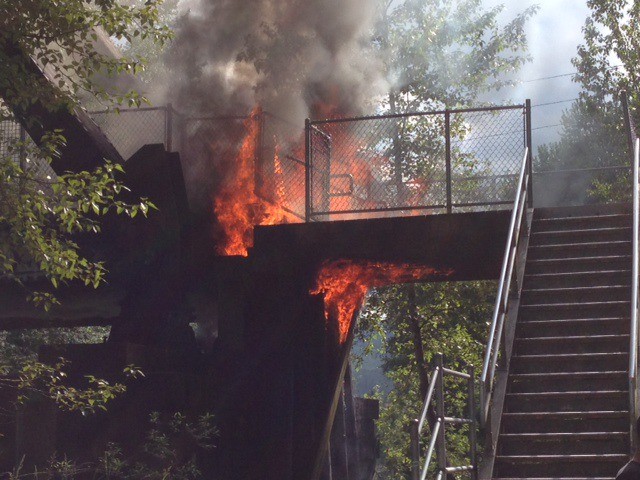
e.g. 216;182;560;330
482;0;592;147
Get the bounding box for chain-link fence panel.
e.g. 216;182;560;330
451;107;526;207
308;106;526;219
256;113;306;220
0;117;57;182
176;115;248;212
308;112;448;219
90;107;168;160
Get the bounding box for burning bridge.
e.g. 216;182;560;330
2;75;637;480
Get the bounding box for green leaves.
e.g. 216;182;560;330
1;132;157;307
354;281;495;478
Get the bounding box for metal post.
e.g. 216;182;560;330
479;381;486;429
445;111;452;214
166;103;173;152
468;365;478;480
435;354;446;477
622;91;635;156
525;100;533;207
305;119;312;222
254;111;266;199
410;419;420;480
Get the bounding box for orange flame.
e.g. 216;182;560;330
214;108;297;256
311;260;444;343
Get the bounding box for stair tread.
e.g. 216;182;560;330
510;371;626;377
532;227;631;235
519;317;629;324
523;285;630;293
533;213;631;223
520;300;629;308
500;432;627;438
516;335;628;342
506;390;627;397
514;352;627;358
525;270;631;278
495;454;627;461
529;240;631;248
493;477;614;480
503;411;629;418
527;255;632;263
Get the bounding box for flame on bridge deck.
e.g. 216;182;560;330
311;260;443;343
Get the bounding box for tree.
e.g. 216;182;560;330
0;0;172;309
536;0;640;203
354;281;495;479
374;0;537;209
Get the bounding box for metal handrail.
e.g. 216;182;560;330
410;353;477;480
630;138;639;448
479;147;530;425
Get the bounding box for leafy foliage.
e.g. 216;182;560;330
0;0;172;111
536;0;640;203
0;0;170;307
5;410;217;479
376;0;538;112
354;281;495;479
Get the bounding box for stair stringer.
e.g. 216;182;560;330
479;208;534;480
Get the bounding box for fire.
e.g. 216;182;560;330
311;260;444;343
214;108;298;256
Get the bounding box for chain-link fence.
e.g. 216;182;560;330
0;116;57;181
3;103;531;222
90;106;172;159
307;105;527;220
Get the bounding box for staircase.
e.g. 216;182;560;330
492;204;633;480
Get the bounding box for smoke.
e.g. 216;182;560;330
161;0;388;124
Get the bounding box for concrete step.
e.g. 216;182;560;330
504;391;628;413
518;301;629;321
498;432;628;456
510;352;628;374
509;371;628;393
521;286;631;305
523;270;631;289
500;411;629;434
530;227;632;246
525;255;632;275
493;454;627;477
493;478;614;480
517;318;630;338
514;335;629;355
532;213;631;232
533;203;631;220
527;241;631;261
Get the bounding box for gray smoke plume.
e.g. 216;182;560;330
161;0;388;124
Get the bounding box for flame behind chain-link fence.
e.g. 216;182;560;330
2;103;531;221
307;104;529;220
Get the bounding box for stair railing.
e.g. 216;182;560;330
623;90;640;450
479;147;531;426
409;353;477;480
630;136;639;448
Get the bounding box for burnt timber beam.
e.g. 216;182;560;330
0;39;122;173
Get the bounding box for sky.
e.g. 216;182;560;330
481;0;592;148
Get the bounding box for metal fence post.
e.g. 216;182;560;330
445;111;452;214
166;104;173;152
435;354;446;477
305;118;312;222
525;100;533;207
410;418;420;480
468;365;478;480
